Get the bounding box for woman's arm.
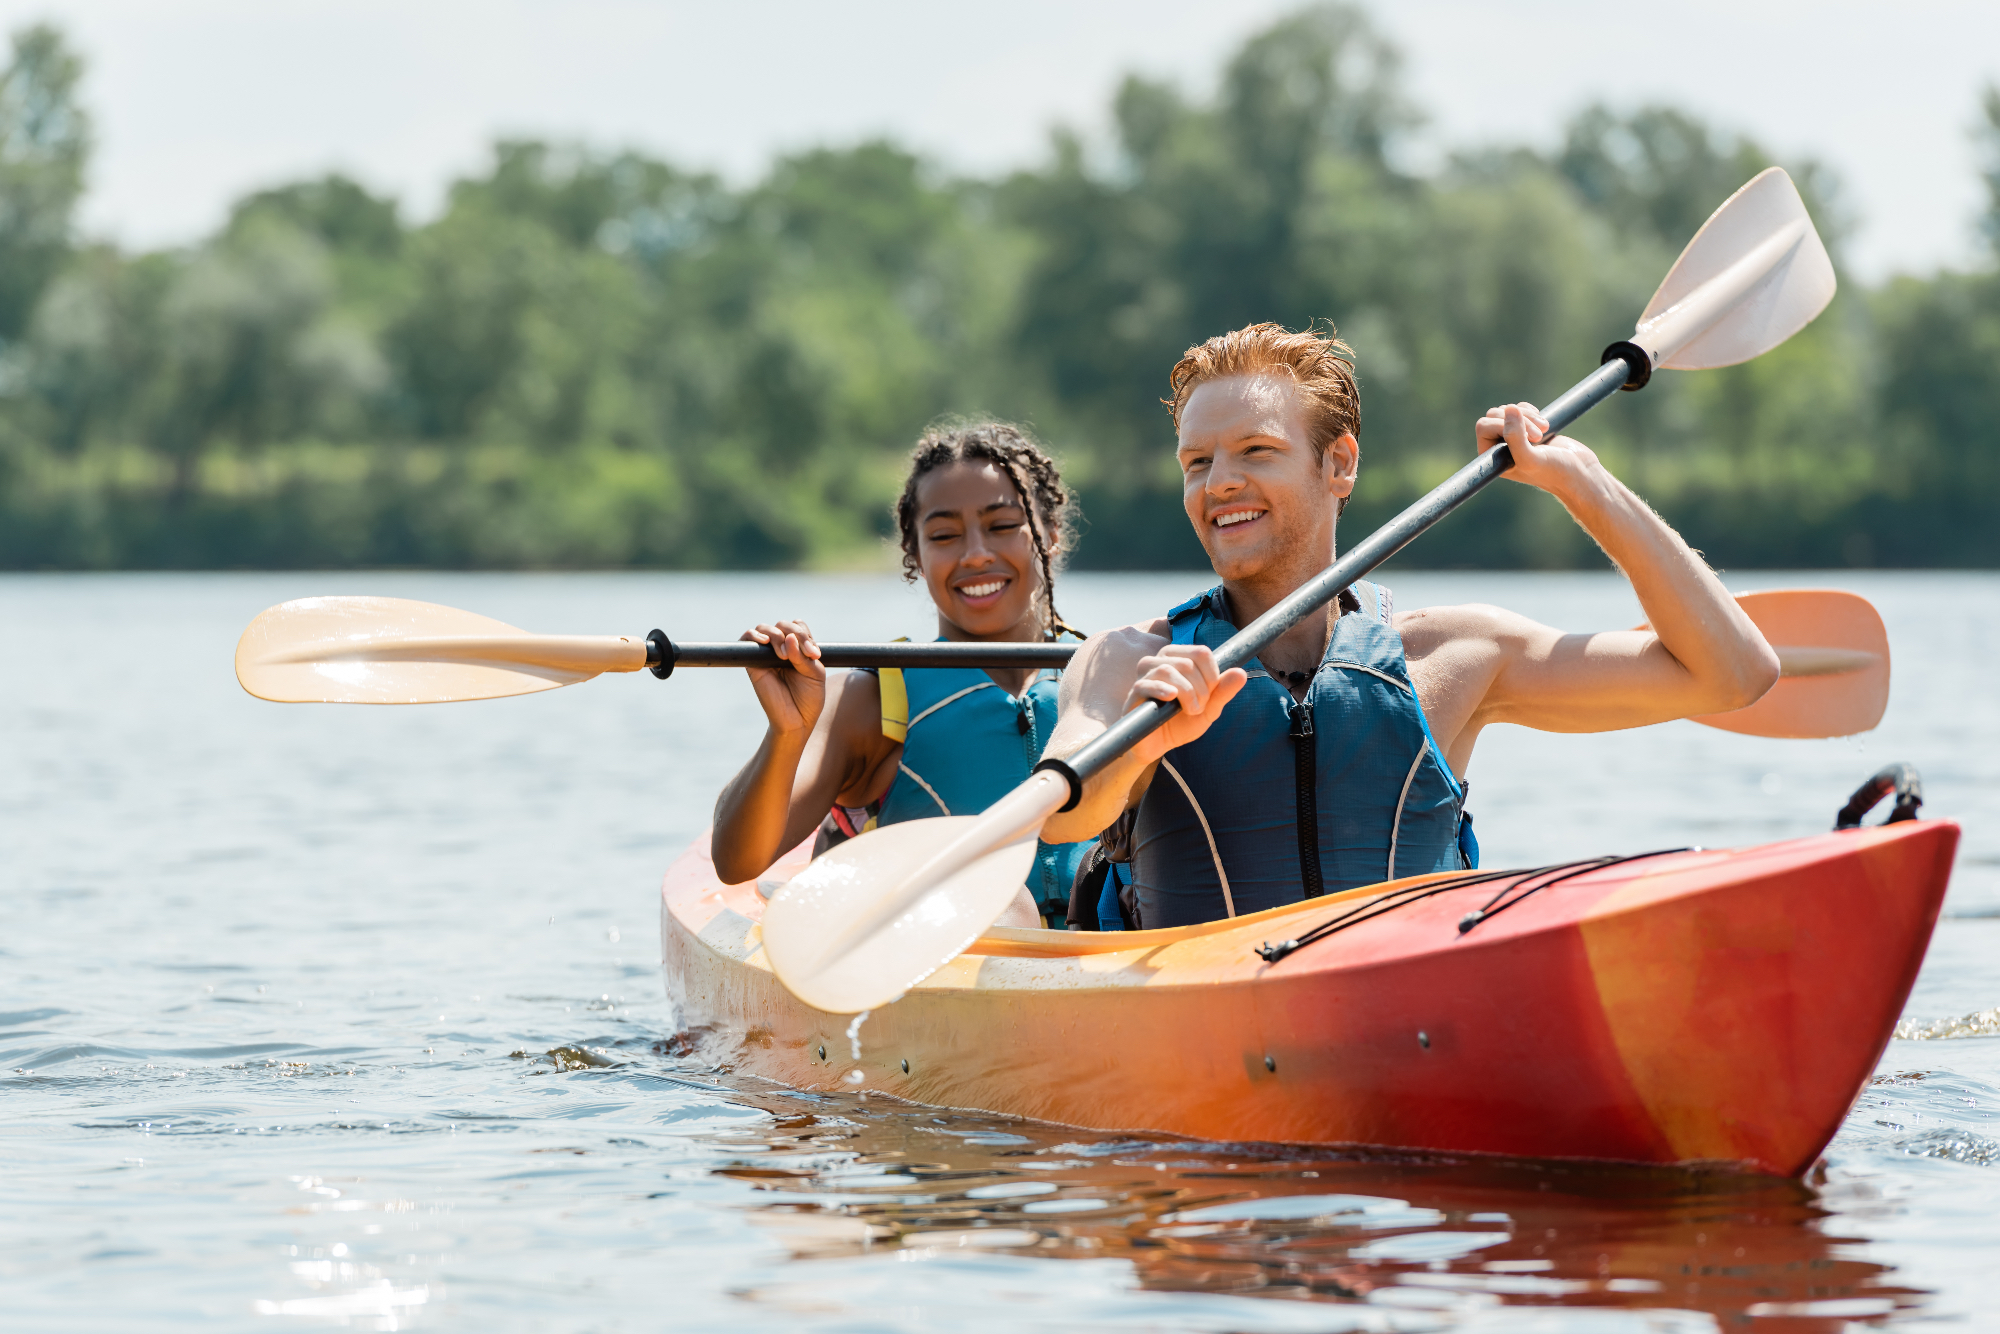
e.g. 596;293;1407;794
709;620;896;884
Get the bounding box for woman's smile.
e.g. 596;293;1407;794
954;576;1011;606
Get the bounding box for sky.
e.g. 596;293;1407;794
2;0;1995;282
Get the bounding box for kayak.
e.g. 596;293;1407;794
659;819;1956;1176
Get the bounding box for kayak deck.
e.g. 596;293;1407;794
660;820;1956;1175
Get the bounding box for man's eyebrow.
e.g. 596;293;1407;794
1178;427;1278;453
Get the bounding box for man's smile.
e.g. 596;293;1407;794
1212;507;1267;529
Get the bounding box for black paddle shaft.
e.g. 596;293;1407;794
644;635;1075;677
1034;351;1644;810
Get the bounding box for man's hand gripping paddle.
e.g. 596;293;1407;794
762;166;1843;1014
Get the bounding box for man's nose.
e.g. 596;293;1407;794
1206;456;1247;497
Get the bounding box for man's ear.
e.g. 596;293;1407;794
1323;432;1359;500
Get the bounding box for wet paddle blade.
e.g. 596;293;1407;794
1632;167;1836;371
762;815;1041;1014
235;596;647;704
1695;589;1889;738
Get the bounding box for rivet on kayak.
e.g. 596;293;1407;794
1264;1055;1276;1072
901;1059;910;1074
1418;1031;1431;1049
817;1044;826;1061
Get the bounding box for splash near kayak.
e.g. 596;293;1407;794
663;818;1956;1177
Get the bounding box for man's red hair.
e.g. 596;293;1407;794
1165;321;1361;460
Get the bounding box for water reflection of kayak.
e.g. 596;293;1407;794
660;819;1956;1176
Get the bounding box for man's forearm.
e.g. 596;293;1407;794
1038;742;1145;844
1549;456;1777;704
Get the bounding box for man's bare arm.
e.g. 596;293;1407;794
1402;405;1779;771
1039;619;1247;845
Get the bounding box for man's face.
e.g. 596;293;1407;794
1177;373;1355;584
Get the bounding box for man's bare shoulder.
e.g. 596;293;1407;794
1393;602;1544;660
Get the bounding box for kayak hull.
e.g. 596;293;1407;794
660;821;1955;1176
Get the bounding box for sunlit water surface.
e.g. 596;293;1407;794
4;571;1997;1333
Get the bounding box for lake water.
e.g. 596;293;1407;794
4;569;1996;1333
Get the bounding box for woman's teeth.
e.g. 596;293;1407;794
1214;510;1264;528
960;580;1006;598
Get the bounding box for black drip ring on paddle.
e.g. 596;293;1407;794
1601;340;1653;392
1835;763;1923;830
1033;757;1084;813
646;629;675;680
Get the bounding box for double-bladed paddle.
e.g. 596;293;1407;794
234;589;1886;735
759;166;1845;1013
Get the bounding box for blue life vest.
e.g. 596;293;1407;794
873;657;1095;918
1129;581;1472;928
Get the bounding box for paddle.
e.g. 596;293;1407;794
235;589;1885;734
761;166;1841;1014
233;595;1074;705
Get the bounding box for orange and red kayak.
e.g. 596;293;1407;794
659;819;1955;1176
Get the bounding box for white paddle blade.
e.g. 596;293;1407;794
763;769;1072;1012
235;596;645;704
1634;167;1836;371
761;817;1039;1014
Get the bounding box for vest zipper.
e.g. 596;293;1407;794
1288;697;1323;898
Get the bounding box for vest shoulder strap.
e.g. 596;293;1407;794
878;666;909;743
1167;588;1219;646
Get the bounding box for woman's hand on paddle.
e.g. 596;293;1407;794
1124;644;1247;761
1476;401;1599;494
743;619;826;738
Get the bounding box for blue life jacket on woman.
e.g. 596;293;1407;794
862;655;1095;919
1128;581;1474;929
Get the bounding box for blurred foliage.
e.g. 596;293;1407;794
2;8;1998;572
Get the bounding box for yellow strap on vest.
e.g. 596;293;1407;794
878;665;909;743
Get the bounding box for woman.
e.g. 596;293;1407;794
709;422;1092;927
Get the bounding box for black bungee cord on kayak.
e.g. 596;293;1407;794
1450;848;1694;936
1254;848;1694;964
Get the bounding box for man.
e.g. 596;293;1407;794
1040;322;1779;928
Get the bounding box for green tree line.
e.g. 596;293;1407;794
1;7;1996;571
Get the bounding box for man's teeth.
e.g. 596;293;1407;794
1214;511;1264;528
960;580;1005;598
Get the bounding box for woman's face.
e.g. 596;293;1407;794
913;460;1046;639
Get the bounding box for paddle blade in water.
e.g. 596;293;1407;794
1632;167;1836;371
1696;589;1888;738
761;816;1039;1014
235;596;646;704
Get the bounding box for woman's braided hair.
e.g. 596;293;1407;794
895;421;1080;640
